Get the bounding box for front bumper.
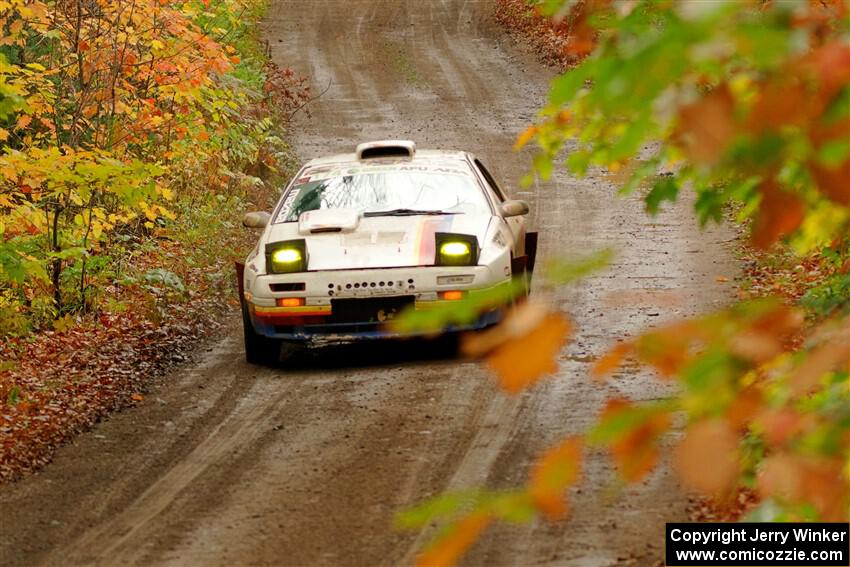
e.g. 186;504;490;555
249;305;502;341
243;265;509;341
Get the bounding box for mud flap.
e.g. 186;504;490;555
235;262;245;307
511;255;530;298
510;255;528;277
525;231;538;275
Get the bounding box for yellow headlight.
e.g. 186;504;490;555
272;248;302;264
440;241;470;257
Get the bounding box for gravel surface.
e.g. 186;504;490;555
0;1;737;566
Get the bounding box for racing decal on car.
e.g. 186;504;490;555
414;215;456;265
301;163;471;181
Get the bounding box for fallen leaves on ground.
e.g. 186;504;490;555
494;0;585;70
0;302;227;483
0;236;246;483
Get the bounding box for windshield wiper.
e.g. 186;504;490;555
363;208;459;217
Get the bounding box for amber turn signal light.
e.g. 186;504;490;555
276;297;306;307
439;290;465;301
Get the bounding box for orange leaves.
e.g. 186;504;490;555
676;84;737;165
14;114;31;131
463;302;571;394
808;135;850;206
594;321;702;380
807;79;850;206
743;42;850;243
413;438;582;567
562;0;611;56
731;303;804;363
668;39;850;248
598;301;808;380
416;511;493;567
590;302;846;515
725;385;764;429
410;301;846;567
599;399;671;482
758;454;850;521
751;180;806;250
745;79;809;136
789;332;850;397
634;321;697;378
2;0;235;153
746;42;850;137
755;408;812;448
513;112;568;151
675;419;740;498
513;126;538;151
529;437;582;520
796;42;850;119
592;342;630;378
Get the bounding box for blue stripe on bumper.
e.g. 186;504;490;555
251;309;502;341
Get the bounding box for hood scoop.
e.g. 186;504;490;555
298;208;361;235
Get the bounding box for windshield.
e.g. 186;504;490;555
274;166;491;222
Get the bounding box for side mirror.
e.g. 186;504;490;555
243;211;271;229
500;200;529;218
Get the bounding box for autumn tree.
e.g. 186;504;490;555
0;0;307;329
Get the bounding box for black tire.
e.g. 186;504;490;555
242;302;280;366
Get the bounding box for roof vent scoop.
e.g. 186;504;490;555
356;140;416;161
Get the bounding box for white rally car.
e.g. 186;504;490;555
238;140;537;365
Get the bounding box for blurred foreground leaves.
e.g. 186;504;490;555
402;1;850;564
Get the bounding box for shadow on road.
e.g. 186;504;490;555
277;335;462;371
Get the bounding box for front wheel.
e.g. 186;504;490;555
242;303;280;366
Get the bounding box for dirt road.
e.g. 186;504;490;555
0;1;737;566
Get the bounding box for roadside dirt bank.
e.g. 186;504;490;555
0;1;737;566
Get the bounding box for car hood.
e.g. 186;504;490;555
264;213;493;270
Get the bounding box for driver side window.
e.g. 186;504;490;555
474;159;507;202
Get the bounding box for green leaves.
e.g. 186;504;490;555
644;175;678;215
522;0;850;252
391;279;524;334
544;248;613;284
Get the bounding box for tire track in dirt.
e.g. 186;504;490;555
50;375;296;565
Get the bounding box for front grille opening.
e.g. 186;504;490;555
330;296;415;323
270;282;306;292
